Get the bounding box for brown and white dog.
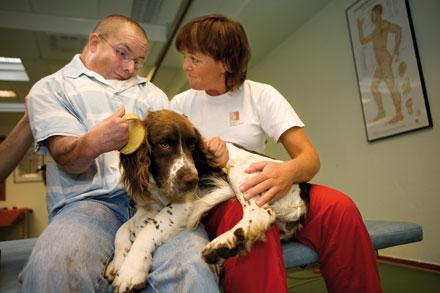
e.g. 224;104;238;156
105;109;309;292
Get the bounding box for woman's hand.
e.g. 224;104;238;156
240;160;295;206
205;136;229;168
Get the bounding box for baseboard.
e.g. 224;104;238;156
378;255;440;273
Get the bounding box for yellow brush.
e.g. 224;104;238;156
119;114;145;155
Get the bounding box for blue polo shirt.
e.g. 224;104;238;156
27;54;169;218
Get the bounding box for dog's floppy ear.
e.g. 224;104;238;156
192;127;224;179
120;120;151;201
120;114;145;155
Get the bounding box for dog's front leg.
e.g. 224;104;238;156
106;208;153;283
201;197;276;264
112;202;193;293
105;219;134;282
202;160;277;264
187;177;235;229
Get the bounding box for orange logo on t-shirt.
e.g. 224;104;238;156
229;111;242;126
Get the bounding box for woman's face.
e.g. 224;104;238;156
182;51;227;96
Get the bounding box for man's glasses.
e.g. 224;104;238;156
98;34;145;69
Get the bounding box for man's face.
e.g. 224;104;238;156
89;26;148;80
371;9;381;25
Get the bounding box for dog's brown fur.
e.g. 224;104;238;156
120;109;223;204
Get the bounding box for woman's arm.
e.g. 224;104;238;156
279;126;320;182
240;127;320;206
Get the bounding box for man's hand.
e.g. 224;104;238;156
47;105;129;174
240;161;295;206
88;105;129;155
205;136;229;168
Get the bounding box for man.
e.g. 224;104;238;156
357;4;403;124
21;15;219;292
0;113;33;181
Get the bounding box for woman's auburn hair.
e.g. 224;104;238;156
175;14;251;92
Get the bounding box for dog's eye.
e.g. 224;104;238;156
159;142;171;150
186;139;196;151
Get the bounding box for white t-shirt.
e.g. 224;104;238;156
170;80;304;153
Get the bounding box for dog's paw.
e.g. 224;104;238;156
111;254;152;293
105;260;116;282
202;228;247;264
112;266;148;293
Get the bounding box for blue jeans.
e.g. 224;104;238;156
18;195;219;292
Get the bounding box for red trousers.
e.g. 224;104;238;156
204;184;383;293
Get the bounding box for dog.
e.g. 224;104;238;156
105;109;309;292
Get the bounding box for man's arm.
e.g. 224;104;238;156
47;105;129;174
0;114;34;181
388;21;402;60
357;17;375;45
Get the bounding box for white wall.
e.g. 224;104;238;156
1;116;48;239
0;175;48;239
249;0;439;265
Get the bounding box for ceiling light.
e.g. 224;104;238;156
0;56;30;81
0;103;25;112
0;89;17;98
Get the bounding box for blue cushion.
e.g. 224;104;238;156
0;238;35;292
282;220;423;268
365;220;423;250
0;220;423;291
282;240;318;267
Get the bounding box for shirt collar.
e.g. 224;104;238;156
63;54;148;89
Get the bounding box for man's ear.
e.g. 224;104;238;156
88;33;100;53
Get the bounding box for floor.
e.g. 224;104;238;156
287;261;440;292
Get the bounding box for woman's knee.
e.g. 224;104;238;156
311;185;360;217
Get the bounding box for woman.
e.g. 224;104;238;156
171;14;382;293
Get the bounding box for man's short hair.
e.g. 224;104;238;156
372;4;383;15
93;15;148;41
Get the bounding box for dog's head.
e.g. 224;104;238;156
120;109;222;203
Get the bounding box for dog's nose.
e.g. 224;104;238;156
181;172;198;189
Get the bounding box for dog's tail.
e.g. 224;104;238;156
187;177;235;229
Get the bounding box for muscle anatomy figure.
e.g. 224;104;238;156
357;4;403;124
